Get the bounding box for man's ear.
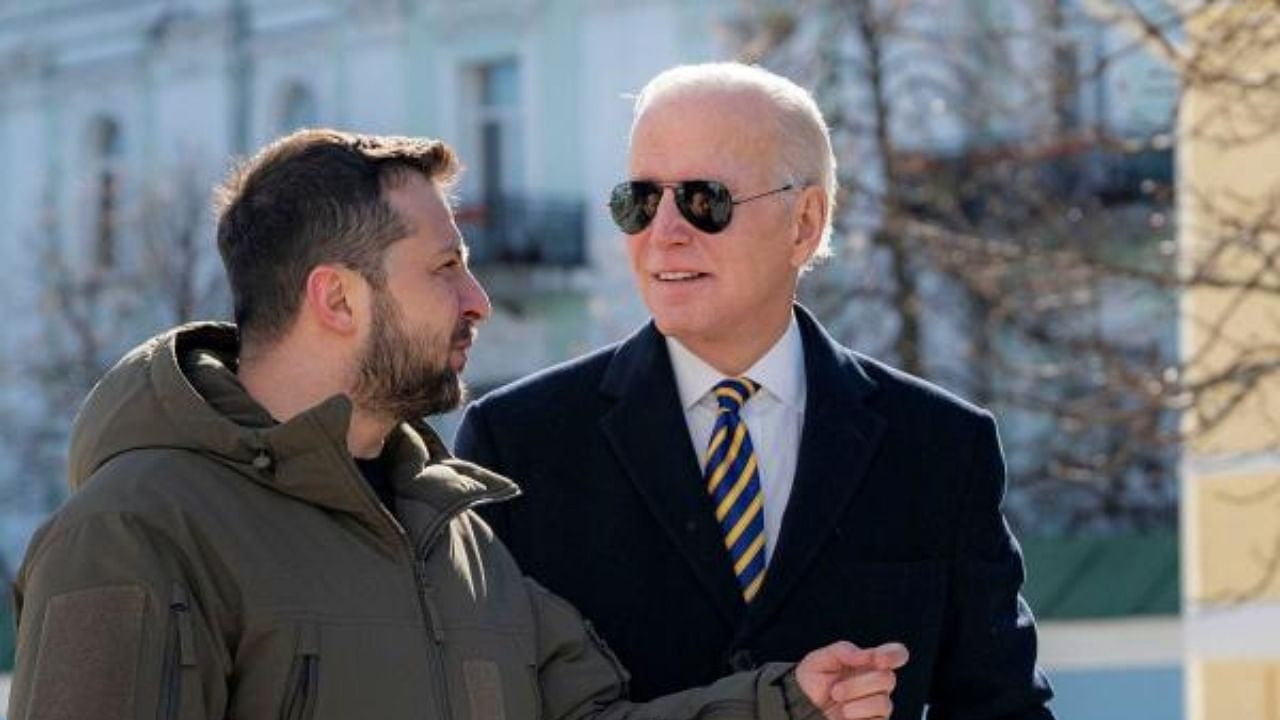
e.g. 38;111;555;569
303;264;365;336
790;185;827;269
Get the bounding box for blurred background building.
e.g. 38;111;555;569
0;1;1275;718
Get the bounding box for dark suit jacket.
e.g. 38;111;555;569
456;306;1054;719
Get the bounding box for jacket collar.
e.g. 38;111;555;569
85;323;518;551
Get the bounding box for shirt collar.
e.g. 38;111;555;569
666;313;806;412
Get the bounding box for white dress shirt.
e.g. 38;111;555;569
666;316;807;563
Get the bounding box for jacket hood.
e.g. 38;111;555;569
68;322;517;524
70;322;257;490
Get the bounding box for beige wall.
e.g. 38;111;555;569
1181;3;1280;719
1190;660;1280;720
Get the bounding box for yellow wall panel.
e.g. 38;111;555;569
1193;659;1280;720
1179;3;1280;456
1189;471;1280;602
1182;360;1280;456
1183;4;1280;718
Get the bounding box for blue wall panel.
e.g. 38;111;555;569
1047;667;1182;720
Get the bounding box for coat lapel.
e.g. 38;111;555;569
746;307;887;628
599;324;745;626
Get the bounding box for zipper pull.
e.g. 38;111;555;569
170;584;197;667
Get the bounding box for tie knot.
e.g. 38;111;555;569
712;377;759;414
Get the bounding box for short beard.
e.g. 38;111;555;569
351;289;469;423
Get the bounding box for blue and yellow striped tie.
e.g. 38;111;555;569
705;377;767;603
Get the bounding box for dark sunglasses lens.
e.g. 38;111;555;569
610;182;661;234
675;181;733;233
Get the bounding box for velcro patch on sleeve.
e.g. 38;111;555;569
29;585;147;720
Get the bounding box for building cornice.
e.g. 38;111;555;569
420;0;547;33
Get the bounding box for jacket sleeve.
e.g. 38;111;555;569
8;513;229;720
526;579;819;720
928;413;1055;720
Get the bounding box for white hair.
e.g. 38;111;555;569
632;62;837;265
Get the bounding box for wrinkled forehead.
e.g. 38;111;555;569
628;88;782;181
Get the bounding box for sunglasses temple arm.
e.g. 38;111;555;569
732;183;796;206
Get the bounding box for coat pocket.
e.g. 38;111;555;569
280;624;321;720
159;584;199;720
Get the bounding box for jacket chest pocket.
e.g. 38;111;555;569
242;619;427;720
161;584;205;720
442;628;541;720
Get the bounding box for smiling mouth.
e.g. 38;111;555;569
654;271;708;282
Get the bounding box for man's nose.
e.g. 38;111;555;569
461;270;492;322
649;187;693;243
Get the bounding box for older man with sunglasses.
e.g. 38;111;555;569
457;63;1055;720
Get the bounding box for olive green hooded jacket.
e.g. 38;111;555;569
8;323;813;720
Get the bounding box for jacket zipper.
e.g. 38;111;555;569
386;476;518;720
402;488;516;720
160;584;196;720
417;569;453;720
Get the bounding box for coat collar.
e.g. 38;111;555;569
744;306;886;627
599;321;747;626
597;306;886;623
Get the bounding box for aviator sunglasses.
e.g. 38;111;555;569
608;180;795;235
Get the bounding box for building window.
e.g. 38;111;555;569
457;57;578;267
88;117;124;269
277;82;318;133
475;58;522;204
452;58;585;267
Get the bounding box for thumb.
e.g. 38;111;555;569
871;642;910;671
